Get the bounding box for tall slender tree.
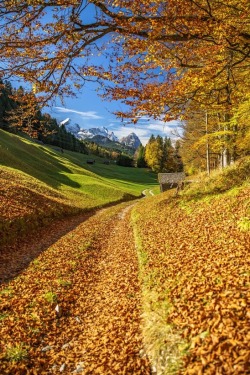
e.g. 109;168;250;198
145;136;163;172
136;145;147;168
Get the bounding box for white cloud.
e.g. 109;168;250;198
54;106;103;120
49;105;181;145
107;118;180;145
146;119;179;132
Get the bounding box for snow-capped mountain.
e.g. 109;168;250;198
60;118;141;149
77;127;119;142
120;132;141;149
60;118;70;126
60;119;119;142
60;118;80;137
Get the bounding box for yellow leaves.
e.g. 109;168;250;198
133;184;250;373
1;0;249;121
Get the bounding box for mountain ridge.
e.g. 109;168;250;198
60;119;141;149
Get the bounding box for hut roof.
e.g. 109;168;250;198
158;172;185;184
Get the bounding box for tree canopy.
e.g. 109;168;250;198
0;1;249;172
0;1;249;119
144;135;183;173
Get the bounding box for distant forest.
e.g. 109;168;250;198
0;80;136;163
0;80;184;172
0;79;88;154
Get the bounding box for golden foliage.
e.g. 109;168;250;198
0;0;248;119
133;182;250;373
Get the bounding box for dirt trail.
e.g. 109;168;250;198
72;204;151;374
0;203;151;374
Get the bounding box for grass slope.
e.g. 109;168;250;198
132;157;250;374
0;129;157;245
2;129;249;373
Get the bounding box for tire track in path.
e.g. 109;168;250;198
73;203;151;374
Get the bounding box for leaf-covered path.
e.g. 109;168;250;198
0;202;151;374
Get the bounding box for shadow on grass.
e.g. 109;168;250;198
0;212;92;284
64;149;158;186
0;194;141;284
0;130;159;194
0;131;81;189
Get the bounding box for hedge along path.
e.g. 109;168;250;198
0;201;151;375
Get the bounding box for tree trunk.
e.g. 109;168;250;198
205;112;210;175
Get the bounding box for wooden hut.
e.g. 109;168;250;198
158;172;185;192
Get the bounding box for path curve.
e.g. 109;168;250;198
142;189;154;197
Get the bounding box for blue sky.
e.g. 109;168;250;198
9;3;180;146
47;83;180;146
42;5;181;146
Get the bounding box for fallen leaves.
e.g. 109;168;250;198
133;186;250;374
0;167;82;248
1;163;249;373
0;201;151;374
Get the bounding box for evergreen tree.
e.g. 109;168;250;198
136;145;147;168
0;80;17;130
145;135;183;173
116;154;133;167
39;114;87;153
162;137;175;172
174;140;184;172
148;134;156;143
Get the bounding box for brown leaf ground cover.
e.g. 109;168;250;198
133;186;250;374
0;202;151;374
1;165;249;374
0;212;92;283
0;167;81;248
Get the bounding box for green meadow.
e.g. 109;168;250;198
0;129;158;204
0;130;158;245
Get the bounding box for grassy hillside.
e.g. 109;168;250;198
132;157;250;374
1;128;249;373
0;129;157;245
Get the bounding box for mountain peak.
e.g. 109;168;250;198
61;119;141;148
76;127;119;142
120;133;141;149
60;118;70;126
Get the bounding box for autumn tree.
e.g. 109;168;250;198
0;2;248;108
144;135;182;173
0;0;249;163
145;135;163;172
179;110;219;174
163;137;183;173
229;95;250;157
5;87;42;138
178;99;250;174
